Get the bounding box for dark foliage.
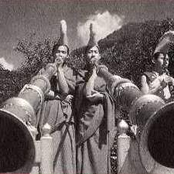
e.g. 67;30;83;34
1;18;174;105
0;36;55;103
0;18;173;174
72;18;174;88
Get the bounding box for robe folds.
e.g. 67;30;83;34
75;71;117;174
37;66;77;174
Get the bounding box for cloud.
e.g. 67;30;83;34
0;57;14;71
77;11;124;45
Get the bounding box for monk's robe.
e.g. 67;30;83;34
75;70;117;174
37;65;77;174
144;71;171;101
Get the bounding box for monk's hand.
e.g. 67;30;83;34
55;57;64;71
86;91;104;103
89;55;101;68
64;94;73;103
162;74;172;84
158;74;172;89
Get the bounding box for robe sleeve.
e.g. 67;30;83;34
64;67;77;94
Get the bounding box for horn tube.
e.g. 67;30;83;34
140;101;174;173
97;65;174;173
0;63;56;173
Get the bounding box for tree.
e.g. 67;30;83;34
1;18;174;104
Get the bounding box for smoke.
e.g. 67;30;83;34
77;11;124;45
0;57;14;71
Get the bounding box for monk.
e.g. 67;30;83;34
37;20;76;174
75;23;117;174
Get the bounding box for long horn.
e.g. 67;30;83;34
97;65;174;174
0;63;56;173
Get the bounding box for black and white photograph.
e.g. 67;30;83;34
0;0;174;174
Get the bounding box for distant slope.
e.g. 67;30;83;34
0;18;174;103
71;19;174;87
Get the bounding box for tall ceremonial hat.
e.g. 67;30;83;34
154;30;174;55
52;20;69;56
57;20;69;47
87;23;98;49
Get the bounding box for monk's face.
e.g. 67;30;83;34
86;46;101;65
54;45;68;63
154;53;169;69
164;54;169;68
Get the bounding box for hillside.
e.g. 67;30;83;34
0;18;174;103
71;18;174;87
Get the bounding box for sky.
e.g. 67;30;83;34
0;0;174;69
